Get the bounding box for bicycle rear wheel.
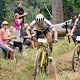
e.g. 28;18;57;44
72;44;80;72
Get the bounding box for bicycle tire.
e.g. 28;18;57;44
34;48;48;80
72;43;80;72
34;48;42;80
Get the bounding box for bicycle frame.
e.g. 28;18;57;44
34;37;49;80
39;47;48;68
36;38;48;67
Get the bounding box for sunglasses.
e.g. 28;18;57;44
3;24;8;26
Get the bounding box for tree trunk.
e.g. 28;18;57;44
52;0;64;24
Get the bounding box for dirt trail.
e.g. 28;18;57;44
49;51;80;80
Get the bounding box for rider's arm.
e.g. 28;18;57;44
52;28;58;41
44;18;53;28
29;20;36;28
70;18;79;36
70;26;76;36
44;18;58;41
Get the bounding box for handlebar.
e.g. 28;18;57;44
62;22;71;43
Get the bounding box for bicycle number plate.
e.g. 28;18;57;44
38;38;47;43
76;36;80;41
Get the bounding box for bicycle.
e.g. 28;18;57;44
33;37;52;80
72;35;80;71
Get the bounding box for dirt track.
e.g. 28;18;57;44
49;51;80;80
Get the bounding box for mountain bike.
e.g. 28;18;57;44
72;36;80;71
33;37;52;80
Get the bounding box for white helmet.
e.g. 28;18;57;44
36;14;44;23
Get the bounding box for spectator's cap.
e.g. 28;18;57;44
1;21;9;27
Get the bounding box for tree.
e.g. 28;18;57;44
52;0;64;24
0;0;6;26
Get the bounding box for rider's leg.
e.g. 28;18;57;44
46;32;53;57
53;29;58;41
51;27;58;42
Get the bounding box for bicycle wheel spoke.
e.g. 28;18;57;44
72;44;80;72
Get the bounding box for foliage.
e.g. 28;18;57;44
0;0;6;26
2;0;52;25
63;0;80;20
0;39;74;80
0;0;80;25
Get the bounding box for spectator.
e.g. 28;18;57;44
14;13;22;30
0;21;15;59
14;1;28;25
6;26;23;52
14;1;28;37
21;23;34;48
14;13;22;37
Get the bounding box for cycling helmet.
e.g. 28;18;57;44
36;14;44;23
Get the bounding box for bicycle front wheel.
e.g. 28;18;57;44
34;48;48;80
34;48;42;80
72;43;80;72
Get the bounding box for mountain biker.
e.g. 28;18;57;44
67;13;77;30
30;13;58;60
69;14;80;43
64;13;78;43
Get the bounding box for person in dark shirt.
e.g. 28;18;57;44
14;1;28;36
14;1;28;22
14;1;28;25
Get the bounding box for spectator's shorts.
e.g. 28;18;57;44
0;45;9;53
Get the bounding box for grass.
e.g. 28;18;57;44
53;38;74;58
0;39;75;80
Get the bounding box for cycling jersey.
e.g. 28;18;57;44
67;19;76;29
73;18;80;34
30;18;54;31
